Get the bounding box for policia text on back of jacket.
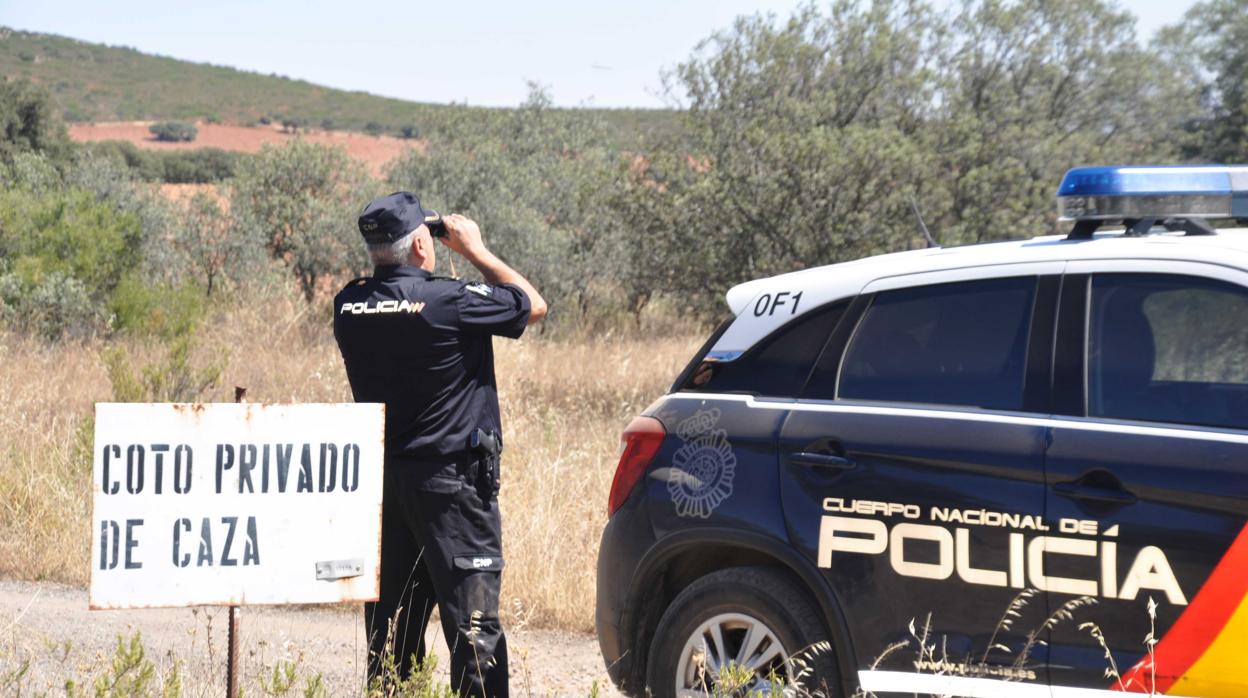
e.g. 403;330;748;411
333;191;547;698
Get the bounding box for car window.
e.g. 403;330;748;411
680;301;847;397
669;315;734;393
1089;273;1248;430
836;277;1037;410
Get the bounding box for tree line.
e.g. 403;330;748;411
1;0;1245;343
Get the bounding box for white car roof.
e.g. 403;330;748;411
710;228;1248;360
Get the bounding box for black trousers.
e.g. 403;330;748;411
365;459;508;697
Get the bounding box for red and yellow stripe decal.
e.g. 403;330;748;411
1116;523;1248;696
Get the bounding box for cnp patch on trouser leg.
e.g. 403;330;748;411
443;555;508;698
395;463;510;698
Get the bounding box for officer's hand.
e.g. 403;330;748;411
440;214;486;258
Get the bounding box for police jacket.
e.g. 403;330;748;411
333;265;531;461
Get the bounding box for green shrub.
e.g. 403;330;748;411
0;187;143;297
76;140;164;180
103;279;224;404
107;274;206;338
63;152;186;288
2;150;63;192
62;632;181;698
103;326;225;403
367;651;456;698
75;141;242;183
0;182;150;337
148;120;197;142
160;147;240;183
0;269;100;340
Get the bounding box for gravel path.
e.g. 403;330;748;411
0;580;624;697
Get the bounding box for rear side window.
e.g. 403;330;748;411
681;301;847;397
1089;274;1248;430
838;277;1037;410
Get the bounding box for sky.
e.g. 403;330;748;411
0;0;1202;109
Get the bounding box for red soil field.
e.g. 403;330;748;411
68;121;423;176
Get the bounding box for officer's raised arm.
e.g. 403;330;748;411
440;213;548;325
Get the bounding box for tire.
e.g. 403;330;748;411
645;566;842;697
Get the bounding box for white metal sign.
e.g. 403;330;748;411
89;402;384;610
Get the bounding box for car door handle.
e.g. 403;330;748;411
789;451;856;470
1052;481;1137;505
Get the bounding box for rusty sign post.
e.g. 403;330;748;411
88;398;385;697
227;604;240;697
225;387;246;698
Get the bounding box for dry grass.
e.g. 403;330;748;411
0;333;100;583
0;287;701;632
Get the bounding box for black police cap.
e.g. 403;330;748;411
357;192;442;244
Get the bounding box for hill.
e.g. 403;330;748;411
0;27;679;146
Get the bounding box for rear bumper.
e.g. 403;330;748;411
595;492;656;695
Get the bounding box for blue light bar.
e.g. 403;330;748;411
1057;165;1248;222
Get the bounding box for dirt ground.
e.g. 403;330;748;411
0;580;624;697
67;122;422;176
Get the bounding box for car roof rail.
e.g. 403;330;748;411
1065;216;1221;241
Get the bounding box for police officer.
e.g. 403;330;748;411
333;192;547;697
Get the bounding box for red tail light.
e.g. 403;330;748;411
608;415;666;516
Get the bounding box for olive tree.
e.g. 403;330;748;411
928;0;1196;244
628;0;1199;316
231;140;374;301
1161;0;1248;163
174;191;265;296
648;1;943;313
386;85;625;326
0;78;70;162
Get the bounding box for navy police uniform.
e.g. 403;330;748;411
333;193;530;697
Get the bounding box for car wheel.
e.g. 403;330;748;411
646;566;841;697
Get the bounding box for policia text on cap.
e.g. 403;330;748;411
333;192;547;697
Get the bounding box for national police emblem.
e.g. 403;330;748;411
668;408;736;519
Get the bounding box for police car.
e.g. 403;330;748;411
596;166;1248;698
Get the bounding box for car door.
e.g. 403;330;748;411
1044;263;1248;697
779;267;1063;696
